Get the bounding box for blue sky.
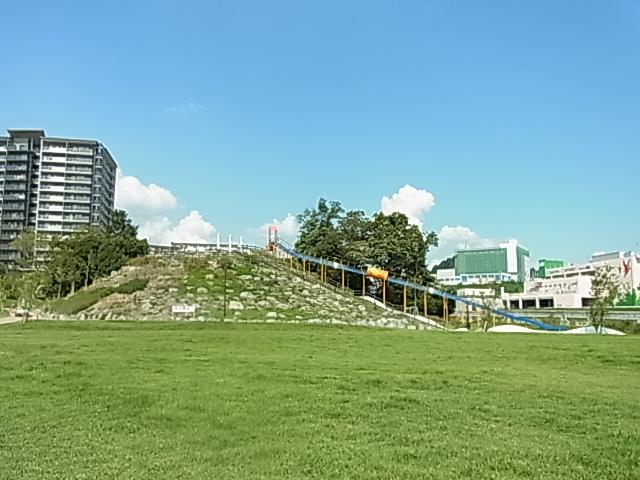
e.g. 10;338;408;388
1;0;638;262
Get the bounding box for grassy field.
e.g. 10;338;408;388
1;322;639;479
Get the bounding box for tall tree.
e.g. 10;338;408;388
107;209;139;237
368;212;437;282
589;265;623;333
39;210;148;298
432;256;455;273
295;198;345;260
337;210;371;267
10;229;36;270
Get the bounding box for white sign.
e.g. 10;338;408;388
172;304;196;314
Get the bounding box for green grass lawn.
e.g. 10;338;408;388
1;322;639;479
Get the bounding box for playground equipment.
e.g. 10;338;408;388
266;227;567;332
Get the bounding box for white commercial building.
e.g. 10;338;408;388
502;251;640;310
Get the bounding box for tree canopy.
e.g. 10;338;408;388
295;198;438;283
4;210;149;300
589;265;624;332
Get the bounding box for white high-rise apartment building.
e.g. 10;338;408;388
0;129;117;266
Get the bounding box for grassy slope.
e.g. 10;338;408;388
1;322;639;479
66;253;414;326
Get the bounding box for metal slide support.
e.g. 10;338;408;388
341;268;345;289
383;280;386;305
403;286;407;312
444;299;449;323
423;290;428;317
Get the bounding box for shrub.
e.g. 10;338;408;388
127;256;161;267
115;278;149;294
49;287;114;315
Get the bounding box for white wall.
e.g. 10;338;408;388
501;239;518;274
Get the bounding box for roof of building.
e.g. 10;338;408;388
6;129;46;139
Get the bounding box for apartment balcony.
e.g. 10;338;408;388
40;165;66;173
5;165;28;172
38;214;63;221
4;183;27;191
37;224;63;232
63;205;90;212
66;167;92;174
42;155;67;163
3;193;26;201
38;185;65;193
66;157;93;165
4;174;27;181
39;203;64;210
67;146;93;155
10;141;30;149
65;176;92;184
40;175;66;183
2;213;26;221
42;145;67;154
62;215;90;222
39;193;64;200
2;203;25;211
0;234;17;241
64;186;91;193
63;198;91;205
6;154;29;160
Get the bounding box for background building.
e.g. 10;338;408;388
0;129;117;266
536;258;564;278
503;250;640;309
436;240;530;285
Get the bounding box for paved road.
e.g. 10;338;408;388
0;317;23;326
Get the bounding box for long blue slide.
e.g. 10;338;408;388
274;239;566;332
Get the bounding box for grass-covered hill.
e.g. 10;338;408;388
43;251;424;329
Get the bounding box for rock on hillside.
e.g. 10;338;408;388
48;252;428;329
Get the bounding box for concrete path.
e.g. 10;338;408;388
360;296;447;330
0;317;23;326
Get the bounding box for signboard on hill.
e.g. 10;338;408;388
172;304;196;314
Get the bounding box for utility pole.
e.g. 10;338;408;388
223;265;227;320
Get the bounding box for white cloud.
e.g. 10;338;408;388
116;171;218;246
139;210;216;245
429;225;500;266
247;214;300;245
115;171;177;214
380;184;435;229
164;101;204;114
265;214;299;240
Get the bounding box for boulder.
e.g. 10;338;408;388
229;301;244;310
239;291;255;301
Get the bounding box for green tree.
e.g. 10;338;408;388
39;211;148;298
295;198;345;260
432;256;455;273
589;265;623;333
368;212;437;282
107;209;139;237
10;229;36;270
337;210;371;267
